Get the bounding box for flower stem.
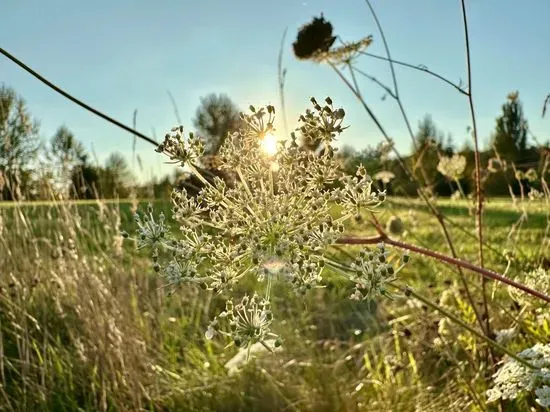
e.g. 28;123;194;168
336;235;550;304
398;285;536;370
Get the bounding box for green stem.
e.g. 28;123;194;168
400;285;536;369
187;163;212;187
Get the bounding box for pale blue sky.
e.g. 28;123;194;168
1;0;549;181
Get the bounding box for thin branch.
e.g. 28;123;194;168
167;90;183;125
400;286;536;369
0;46;159;147
460;0;490;335
363;0;417;149
329;62;390;139
543;93;550;118
358;50;468;96
337;235;550;304
277;28;289;137
334;30;486;333
351;66;396;100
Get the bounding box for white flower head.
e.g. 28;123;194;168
535;385;550;408
374;170;395;184
125;99;393;349
348;243;397;301
155;126;204;166
207;294;279;349
495;327;517;345
437;154;466;180
509;267;550;306
488;343;550;406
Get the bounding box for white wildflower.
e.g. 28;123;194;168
207;294;279;350
437;154;466;180
125;99;396;349
374;170;395;184
509;267;550;306
487;157;507;173
528;188;544;201
525;168;538;183
495;327;517;345
348;243;397;301
488;343;550;406
535;385;550;407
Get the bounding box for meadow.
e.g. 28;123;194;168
1;194;547;411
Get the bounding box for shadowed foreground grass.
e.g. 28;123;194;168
0;196;547;411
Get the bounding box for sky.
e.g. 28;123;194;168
1;0;549;182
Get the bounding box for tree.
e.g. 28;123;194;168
412;114;444;188
101;152;133;198
193;93;242;155
0;84;40;200
492;91;529;164
70;164;100;199
49;126;88;197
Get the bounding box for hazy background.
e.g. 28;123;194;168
1;0;549;181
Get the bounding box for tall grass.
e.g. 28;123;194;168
1;191;547;411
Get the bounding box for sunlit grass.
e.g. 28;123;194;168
0;194;547;411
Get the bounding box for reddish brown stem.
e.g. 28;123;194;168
336;235;550;304
460;0;491;338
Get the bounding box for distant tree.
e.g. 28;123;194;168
492;92;529;164
336;144;358;173
51;126;87;164
412;114;444;188
101;152;133;198
70;164;100;199
0;84;40;200
193;93;243;155
49;126;88;197
153;175;173;199
443;134;455;156
342;144;384;176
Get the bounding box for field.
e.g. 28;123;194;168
0;195;547;411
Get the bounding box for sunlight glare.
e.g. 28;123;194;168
260;133;278;157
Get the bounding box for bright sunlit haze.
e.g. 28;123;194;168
260;133;280;157
1;0;549;183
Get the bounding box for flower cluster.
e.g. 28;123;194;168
297;97;347;148
206;293;280;349
122;203;170;269
487;157;507;173
525;168;538;182
126;98;392;349
155;125;205;166
487;343;550;407
509;267;550;306
528;188;544;200
374;170;395;184
292;15;373;64
293;14;336;60
348;243;403;301
437;154;466;180
317;37;373;65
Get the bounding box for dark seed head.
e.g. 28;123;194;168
293;14;336;60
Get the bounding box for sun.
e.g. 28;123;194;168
260;133;278;157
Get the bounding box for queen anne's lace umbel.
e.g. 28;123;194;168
125;99;397;350
487;343;550;407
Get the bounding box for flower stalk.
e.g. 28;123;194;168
337;235;550;304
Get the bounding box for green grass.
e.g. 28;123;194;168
0;196;548;411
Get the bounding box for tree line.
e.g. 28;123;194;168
1;83;547;201
338;91;548;198
0;85;242;201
